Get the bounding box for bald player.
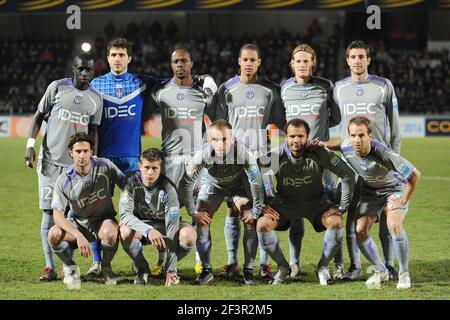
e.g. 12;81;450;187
215;43;286;280
47;132;125;288
24;53;102;282
150;46;217;275
280;43;342;278
334;40;401;281
314;117;420;289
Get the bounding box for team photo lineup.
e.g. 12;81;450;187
1;1;449;301
24;36;419;291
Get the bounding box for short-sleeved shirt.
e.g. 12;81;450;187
334;75;401;153
38;78;102;167
215;75;286;157
152;78;213;157
51;157;125;221
281;76;340;141
264;142;354;210
340;138;415;192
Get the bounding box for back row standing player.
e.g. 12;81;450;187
215;43;286;281
89;38;162;275
280;43;342;278
150;46;217;274
333;40;401;280
24;53;103;281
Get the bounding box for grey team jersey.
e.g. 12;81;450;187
264;143;354;210
119;172;180;272
281;76;340;141
152;78;214;157
340;138;415;191
215;75;286;157
182;142;264;217
334;75;401;153
38;78;103;167
51;157;125;221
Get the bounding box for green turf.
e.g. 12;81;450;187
0;137;449;300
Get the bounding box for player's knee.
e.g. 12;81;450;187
47;226;63;245
355;225;369;241
99;226;118;244
256;217;275;232
179;227;197;247
119;225;134;241
329;216;343;230
387;220;403;235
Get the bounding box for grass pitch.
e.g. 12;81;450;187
0;137;449;300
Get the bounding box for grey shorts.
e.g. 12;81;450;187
356;186;409;218
269;194;337;233
37;160;66;210
140;220;192;245
68;217;118;243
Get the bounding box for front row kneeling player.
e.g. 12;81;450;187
119;148;197;286
48;132;125;288
256;118;355;285
181;119;265;286
315;116;421;289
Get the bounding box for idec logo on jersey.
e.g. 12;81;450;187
283;176;313;187
286;104;321;118
362;174;388;184
342;103;376;116
165;107;199;119
105;104;136;118
235;105;264;118
77;188;106;208
58;109;90;125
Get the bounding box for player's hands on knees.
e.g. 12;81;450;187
148;229;167;250
76;235;91;258
24;147;36;168
387;193;406;210
193;211;212;227
241;210;256;225
262;205;280;221
165;271;180;287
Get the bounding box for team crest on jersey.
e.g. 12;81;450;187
74;96;82;104
359;159;368;171
176;92;185;101
115;84;123;98
300;90;308;98
356;87;364;96
246;91;255;99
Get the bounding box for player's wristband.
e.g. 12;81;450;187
167;269;177;274
26;138;36;149
338;207;345;214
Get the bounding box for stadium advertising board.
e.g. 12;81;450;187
426;118;450;136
